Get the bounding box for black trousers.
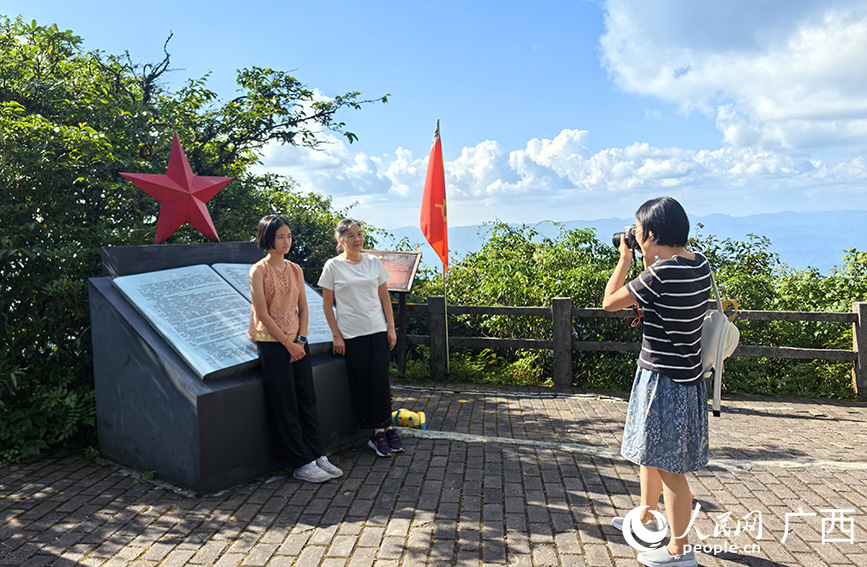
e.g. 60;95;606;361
344;331;392;429
257;341;323;469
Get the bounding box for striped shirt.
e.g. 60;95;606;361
626;252;711;385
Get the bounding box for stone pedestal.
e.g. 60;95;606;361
88;243;361;493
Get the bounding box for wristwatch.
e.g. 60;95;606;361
296;335;307;344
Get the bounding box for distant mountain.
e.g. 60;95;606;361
380;210;867;275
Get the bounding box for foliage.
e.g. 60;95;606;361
408;221;642;390
398;346;548;386
136;470;157;483
690;228;781;310
401;221;865;399
0;15;384;461
211;173;379;283
689;234;864;398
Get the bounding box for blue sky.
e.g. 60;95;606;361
6;0;867;229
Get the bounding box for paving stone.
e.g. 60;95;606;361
186;541;228;564
530;543;559;566
347;547;377;567
241;543;278;566
353;526;382;549
326;535;357;558
213;553;244;567
377;536;405;560
583;543;614;566
1;386;864;567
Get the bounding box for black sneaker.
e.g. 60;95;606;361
368;431;393;457
385;429;405;453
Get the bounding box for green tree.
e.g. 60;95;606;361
0;15;385;460
405;222;861;397
410;222;641;387
689;232;859;398
216;173;382;282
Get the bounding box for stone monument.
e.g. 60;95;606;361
89;241;360;493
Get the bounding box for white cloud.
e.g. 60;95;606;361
248;2;867;230
599;0;867;150
448;140;515;197
256;128;867;229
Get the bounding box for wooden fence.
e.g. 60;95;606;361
393;295;867;399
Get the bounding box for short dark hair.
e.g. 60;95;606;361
256;215;291;251
635;197;689;247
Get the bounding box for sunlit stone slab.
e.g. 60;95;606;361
113;265;257;379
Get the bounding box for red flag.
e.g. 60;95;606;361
420;120;448;272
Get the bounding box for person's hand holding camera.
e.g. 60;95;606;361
617;233;635;262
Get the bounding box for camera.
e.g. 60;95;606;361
612;225;640;250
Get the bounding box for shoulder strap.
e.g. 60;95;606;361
708;266;724;312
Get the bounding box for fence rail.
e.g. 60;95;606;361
393;296;867;399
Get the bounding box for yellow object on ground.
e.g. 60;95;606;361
391;409;427;430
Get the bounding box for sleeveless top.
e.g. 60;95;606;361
248;258;303;342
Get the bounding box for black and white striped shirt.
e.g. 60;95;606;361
626;252;711;385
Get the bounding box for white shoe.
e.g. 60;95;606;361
293;461;330;483
637;546;697;567
315;456;343;479
612;515;667;531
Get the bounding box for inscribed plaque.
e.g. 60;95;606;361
113;265;257;379
211;263;333;345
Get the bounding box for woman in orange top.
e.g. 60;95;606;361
248;215;342;483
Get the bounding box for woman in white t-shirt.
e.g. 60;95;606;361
318;219;402;457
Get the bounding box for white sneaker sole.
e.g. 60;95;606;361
293;471;329;483
367;439;392;457
638;553;697;567
612;516;666;531
319;467;343;479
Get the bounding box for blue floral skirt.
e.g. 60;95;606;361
621;367;709;474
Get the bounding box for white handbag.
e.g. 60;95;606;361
701;271;739;417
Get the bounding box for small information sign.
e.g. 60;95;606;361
363;250;422;292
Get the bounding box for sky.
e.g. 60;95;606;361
5;0;867;230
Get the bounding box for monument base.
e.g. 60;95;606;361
88;243;363;494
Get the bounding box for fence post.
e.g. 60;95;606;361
429;295;448;381
396;293;408;378
552;297;573;388
853;302;867;399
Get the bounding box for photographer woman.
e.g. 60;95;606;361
602;197;711;567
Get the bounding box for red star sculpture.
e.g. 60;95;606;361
121;131;234;243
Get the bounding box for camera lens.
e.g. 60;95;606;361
612;227;639;250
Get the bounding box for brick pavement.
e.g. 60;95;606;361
2;384;866;566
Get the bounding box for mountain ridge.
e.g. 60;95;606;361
381;210;866;274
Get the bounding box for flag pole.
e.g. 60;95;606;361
438;119;449;375
420;118;449;378
443;259;450;375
